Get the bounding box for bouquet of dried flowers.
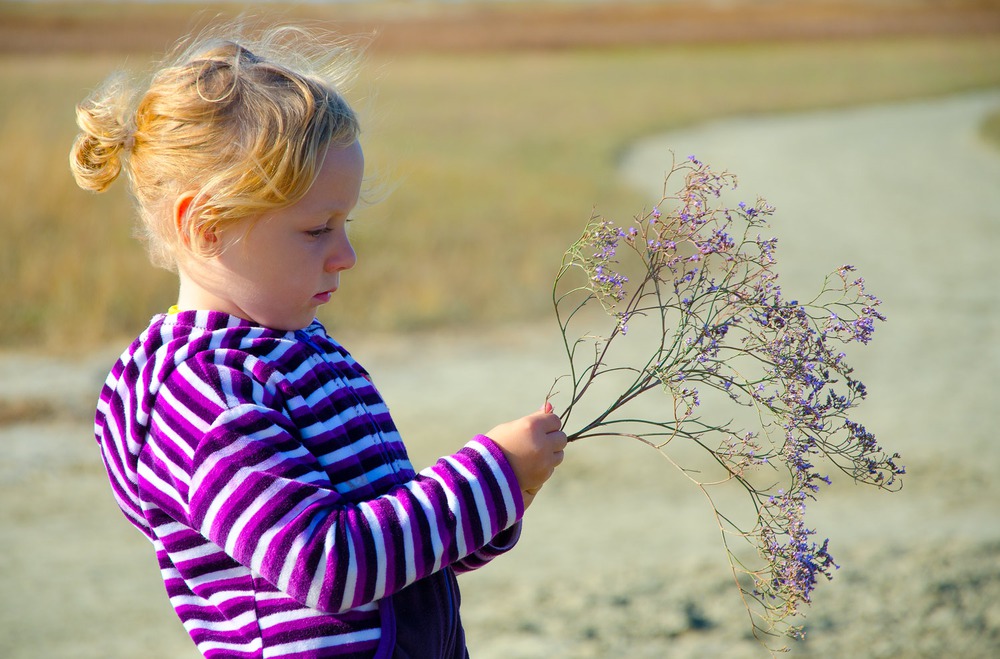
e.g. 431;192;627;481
550;154;904;648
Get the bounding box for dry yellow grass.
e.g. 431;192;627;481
982;107;1000;148
2;6;999;349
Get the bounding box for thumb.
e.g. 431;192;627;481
542;400;553;414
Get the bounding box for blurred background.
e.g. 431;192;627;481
2;0;999;347
1;1;999;657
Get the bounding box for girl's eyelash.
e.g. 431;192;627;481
306;218;353;237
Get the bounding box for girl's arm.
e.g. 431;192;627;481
148;357;525;615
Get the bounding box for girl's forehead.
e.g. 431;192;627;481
260;141;364;221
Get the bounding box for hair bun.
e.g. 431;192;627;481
69;73;136;193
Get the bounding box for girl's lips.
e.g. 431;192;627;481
313;291;334;303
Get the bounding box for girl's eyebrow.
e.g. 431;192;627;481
319;206;351;218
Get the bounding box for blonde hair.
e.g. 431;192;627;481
70;22;363;270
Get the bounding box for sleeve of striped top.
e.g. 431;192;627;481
452;519;522;575
153;356;525;615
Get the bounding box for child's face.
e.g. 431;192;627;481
204;141;364;330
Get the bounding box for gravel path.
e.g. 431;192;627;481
2;90;998;658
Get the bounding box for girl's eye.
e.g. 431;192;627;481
306;227;333;238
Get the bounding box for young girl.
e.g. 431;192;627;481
71;23;566;658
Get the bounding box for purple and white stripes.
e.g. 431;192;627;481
94;311;523;658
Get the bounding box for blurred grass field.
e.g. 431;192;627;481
982;107;1000;148
2;3;999;351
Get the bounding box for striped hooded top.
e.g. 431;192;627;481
93;310;524;657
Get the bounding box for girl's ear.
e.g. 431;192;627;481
173;192;218;249
173;191;197;248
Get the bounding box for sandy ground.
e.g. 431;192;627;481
3;89;999;658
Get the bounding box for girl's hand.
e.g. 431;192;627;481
487;402;567;509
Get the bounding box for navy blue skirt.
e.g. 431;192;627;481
391;568;469;658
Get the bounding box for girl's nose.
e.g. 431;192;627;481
325;231;357;273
